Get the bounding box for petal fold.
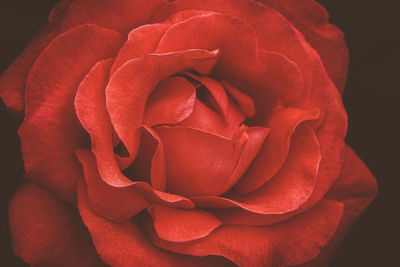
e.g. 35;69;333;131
235;108;320;193
19;24;124;203
105;49;219;187
145;198;343;267
148;205;222;242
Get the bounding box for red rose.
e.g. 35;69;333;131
2;0;377;266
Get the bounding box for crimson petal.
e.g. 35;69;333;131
9;182;105;266
110;23;170;75
155;126;244;196
299;146;377;266
58;0;168;33
148;205;222;242
145;198;343;267
259;0;349;93
104;49;219;187
77;180;232;267
193;125;320;214
235;108;320;193
76;149;147;222
153;0;314;102
127;125;167;191
19;24;124;203
144;76;196;126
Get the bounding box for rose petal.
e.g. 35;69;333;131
75;58;132;181
104;49;219;187
177;99;244;139
148;205;222;242
193;124;320;214
155;126;244;196
0;31;58;114
145;198;343;267
221;80;255;117
77;180;233;267
259;0;349;93
298;146;378;266
110;23;170;75
235;108;320;193
182;72;230;121
9;182;105;266
76;149;147;222
328;146;378;201
153;0;314;102
228;126;269;187
19;24;124;203
143;76;196;126
59;0;168;33
126;125;167;191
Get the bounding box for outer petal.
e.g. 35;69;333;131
148;205;222;242
9;182;105;266
235;108;320;193
297;146;377;266
193;125;320;214
58;0;168;33
19;24;124;203
77;180;233;267
0;31;58;114
153;0;314;102
259;0;349;93
76;149;147;222
145;198;343;267
104;49;219;187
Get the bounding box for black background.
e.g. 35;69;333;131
0;0;398;266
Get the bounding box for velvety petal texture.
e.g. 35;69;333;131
9;182;105;267
19;24;124;203
3;0;377;266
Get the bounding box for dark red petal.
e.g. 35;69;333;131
222;80;255;117
193;124;320;214
148;205;222;242
228;126;269;187
77;180;232;267
145;198;343;267
76;149;147;222
9;182;105;266
210;207;296;227
105;49;219;180
144;76;196;126
59;0;168;33
19;24;124;203
328;146;378;201
299;133;345;209
0;31;60;114
127;125;167;191
110;23;170;75
155;126;244;196
183;72;230;121
75;58;132;183
153;0;314;102
298;147;377;266
178;99;244;139
259;0;349;93
235;108;320;193
309;49;347;140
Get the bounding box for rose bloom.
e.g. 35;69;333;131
1;0;377;266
